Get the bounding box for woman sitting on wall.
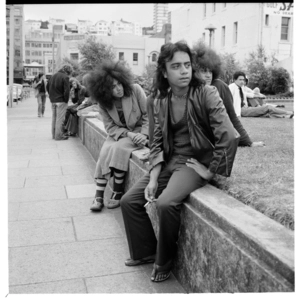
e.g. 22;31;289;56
62;77;88;136
85;60;149;211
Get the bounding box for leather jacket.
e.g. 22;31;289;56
149;85;240;177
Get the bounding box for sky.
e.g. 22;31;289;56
23;3;185;27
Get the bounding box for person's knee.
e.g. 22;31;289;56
156;199;173;213
120;192;131;209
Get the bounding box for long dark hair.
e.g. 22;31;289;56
192;42;222;81
86;60;134;110
152;41;204;99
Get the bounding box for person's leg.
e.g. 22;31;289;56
37;95;42;117
267;105;293;118
54;102;68;140
107;168;126;209
90;176;107;212
51;103;56;139
41;93;46;116
120;164;174;261
241;106;269;117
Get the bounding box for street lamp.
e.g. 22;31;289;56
205;24;216;48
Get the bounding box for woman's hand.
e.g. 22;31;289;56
251;141;265;147
144;179;158;203
128;132;147;147
186;158;214;181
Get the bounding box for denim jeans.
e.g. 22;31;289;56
51;102;68;140
121;154;207;266
37;93;46;116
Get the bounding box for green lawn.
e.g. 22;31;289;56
211;105;294;230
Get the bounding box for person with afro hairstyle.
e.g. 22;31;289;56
192;42;265;147
85;60;149;211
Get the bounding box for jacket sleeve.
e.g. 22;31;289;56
64;76;70;103
99;106;130;141
203;86;239;175
148;99;165;171
133;84;149;136
146;95;155;146
213;81;252;146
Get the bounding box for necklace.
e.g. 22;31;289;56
172;92;188;100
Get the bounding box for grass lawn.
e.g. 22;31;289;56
211;102;294;230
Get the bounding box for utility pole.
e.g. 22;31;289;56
8;5;15;108
52;25;54;74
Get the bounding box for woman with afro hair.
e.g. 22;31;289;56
86;60;149;211
192;42;264;147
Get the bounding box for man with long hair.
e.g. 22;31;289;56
120;41;239;282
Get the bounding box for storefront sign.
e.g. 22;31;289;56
264;3;293;16
64;34;85;41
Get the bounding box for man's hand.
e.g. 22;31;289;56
144;179;158;203
251;141;265;147
186;158;214;181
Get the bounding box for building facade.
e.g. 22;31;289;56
24;19;64;78
110;19;142;36
153;3;169;33
171;3;293;68
6;4;25;84
77;19;94;34
55;33;164;76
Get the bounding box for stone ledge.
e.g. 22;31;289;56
78;116;294;293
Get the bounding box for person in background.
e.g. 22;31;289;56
192;43;264;147
33;72;48;117
62;77;88;136
229;71;294;119
85;60;149;211
120;41;239;283
46;64;73;140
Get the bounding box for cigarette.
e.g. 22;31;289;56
144;201;150;207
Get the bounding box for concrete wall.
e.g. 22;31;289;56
78;116;294;293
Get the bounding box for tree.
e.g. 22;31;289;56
78;36;115;73
61;57;81;78
219;52;241;84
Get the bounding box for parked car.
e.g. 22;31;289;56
7;84;23;105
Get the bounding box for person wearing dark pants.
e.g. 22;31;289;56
120;41;239;283
33;73;47;117
46;64;73;141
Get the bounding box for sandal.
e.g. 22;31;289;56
151;259;173;282
107;191;123;209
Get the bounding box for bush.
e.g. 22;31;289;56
219;52;241;84
265;66;290;95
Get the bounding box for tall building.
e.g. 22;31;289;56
24;19;64;78
153;3;169;33
6;4;25;84
171;3;293;74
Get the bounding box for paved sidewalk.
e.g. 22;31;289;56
7;94;186;294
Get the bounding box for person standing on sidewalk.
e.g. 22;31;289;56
85;60;149;211
46;64;73;140
120;41;239;282
33;73;48;117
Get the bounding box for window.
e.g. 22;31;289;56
203;4;206;17
281;17;290;41
54;44;58;48
233;22;238;44
70;53;79;60
31;42;35;47
152;53;157;62
265;14;269;26
15;49;20;56
133;53;138;65
15;28;20;35
221;26;226;47
14;8;20;15
213;3;216;13
15;18;20;24
25;59;30;64
25;50;30;56
25;42;30;47
119;52;124;60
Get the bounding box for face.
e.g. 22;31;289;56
198;67;213;85
72;81;77;88
163;51;192;90
112;79;124;98
235;75;246;87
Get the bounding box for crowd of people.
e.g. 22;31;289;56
38;40;292;283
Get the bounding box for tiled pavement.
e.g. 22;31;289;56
6;93;186;294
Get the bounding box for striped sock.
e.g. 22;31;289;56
113;169;125;200
95;178;107;198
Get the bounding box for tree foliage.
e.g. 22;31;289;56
78;35;116;73
219;52;241;84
